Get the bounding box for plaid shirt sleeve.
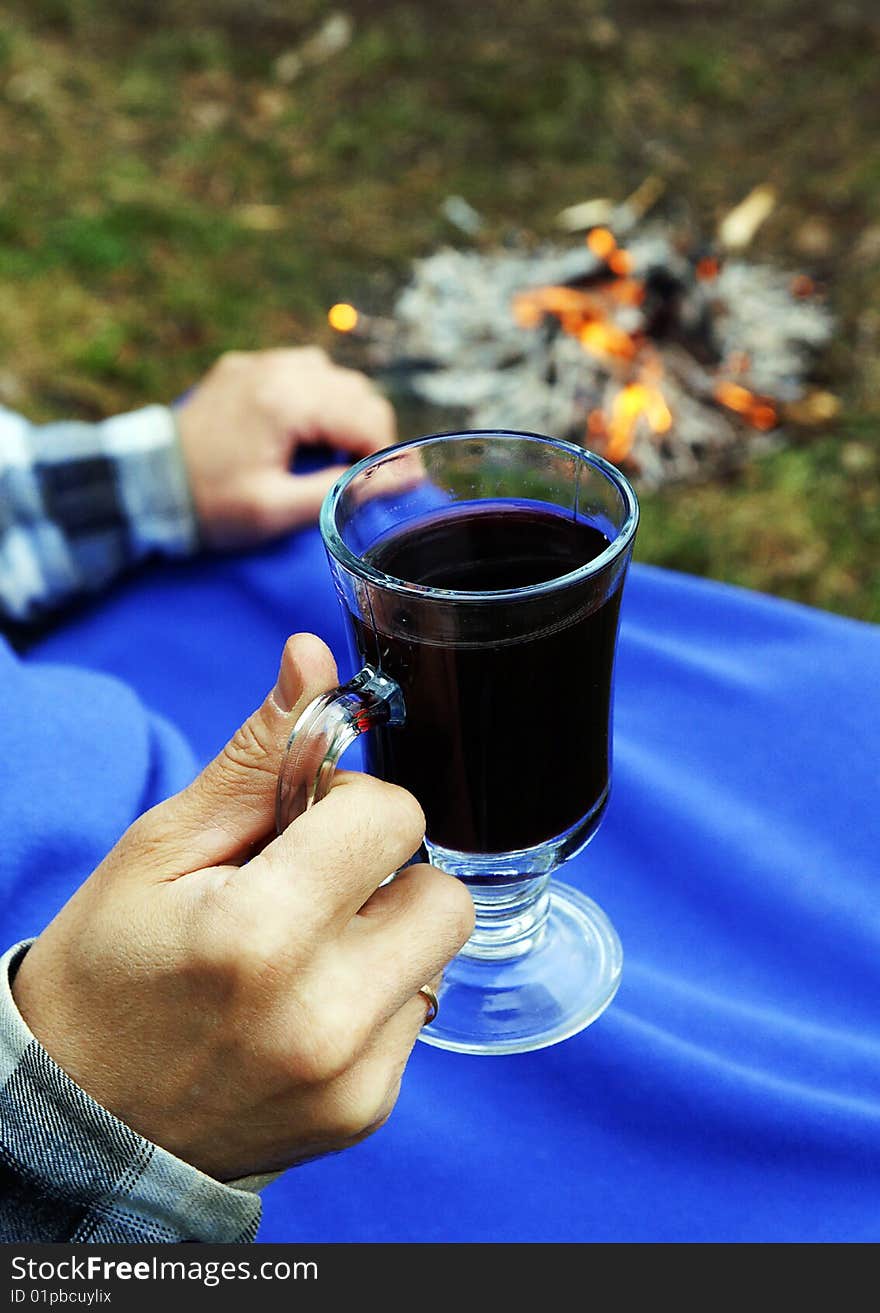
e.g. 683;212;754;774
0;404;199;624
0;942;261;1243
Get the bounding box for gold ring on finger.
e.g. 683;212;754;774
418;984;439;1026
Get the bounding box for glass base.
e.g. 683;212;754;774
418;881;622;1055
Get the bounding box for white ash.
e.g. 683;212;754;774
384;231;833;488
711;262;832;400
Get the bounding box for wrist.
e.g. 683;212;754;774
1;941;261;1242
167;402;206;551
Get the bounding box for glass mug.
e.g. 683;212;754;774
276;430;639;1055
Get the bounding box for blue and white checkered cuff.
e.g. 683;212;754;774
0;403;199;623
0;941;261;1243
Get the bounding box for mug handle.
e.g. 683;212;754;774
275;665;405;833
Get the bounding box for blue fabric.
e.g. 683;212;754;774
3;517;879;1242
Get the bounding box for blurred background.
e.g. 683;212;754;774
0;0;877;619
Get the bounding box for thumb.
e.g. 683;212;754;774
136;633;339;875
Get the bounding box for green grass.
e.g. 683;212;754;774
0;0;877;619
636;433;880;617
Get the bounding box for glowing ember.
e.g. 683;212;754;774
725;351;751;376
608;278;645;306
586;410;606;438
587;227;617;260
607;248;633;276
328;302;359;333
714;380;777;431
696;256;720;280
790;274;816;299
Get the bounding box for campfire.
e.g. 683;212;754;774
328;186;837;487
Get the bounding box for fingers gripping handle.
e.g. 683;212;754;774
275;666;405;833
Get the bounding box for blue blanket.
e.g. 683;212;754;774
3;525;878;1243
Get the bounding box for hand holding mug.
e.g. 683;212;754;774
12;635;473;1182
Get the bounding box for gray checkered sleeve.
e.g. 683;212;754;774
0;942;261;1243
0;404;199;623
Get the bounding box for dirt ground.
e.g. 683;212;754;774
0;0;877;617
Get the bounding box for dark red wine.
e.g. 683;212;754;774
350;501;623;856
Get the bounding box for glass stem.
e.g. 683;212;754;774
460;874;551;961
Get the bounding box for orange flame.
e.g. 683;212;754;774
715;380;777;430
328;302;359;333
512;286;599;329
578;321;638;361
513;227;785;456
608;278;646;306
513;285;637;358
604;380;673;462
